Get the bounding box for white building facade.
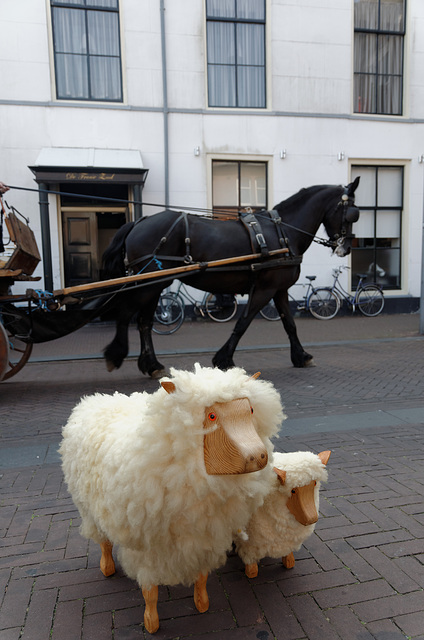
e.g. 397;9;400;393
0;0;423;309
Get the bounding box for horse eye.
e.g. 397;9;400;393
291;489;296;494
208;412;216;421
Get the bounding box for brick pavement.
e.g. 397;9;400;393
1;315;424;639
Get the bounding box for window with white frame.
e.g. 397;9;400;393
212;160;267;216
350;165;403;289
353;0;406;115
206;0;266;108
50;0;123;102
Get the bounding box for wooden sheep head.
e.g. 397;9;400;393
274;450;331;526
161;373;268;475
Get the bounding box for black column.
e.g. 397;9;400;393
133;183;143;221
38;183;53;292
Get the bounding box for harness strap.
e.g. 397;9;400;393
268;209;291;253
240;212;269;257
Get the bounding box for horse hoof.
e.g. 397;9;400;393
150;368;168;379
106;360;116;372
304;358;316;367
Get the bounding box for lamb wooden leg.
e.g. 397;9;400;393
142;585;159;634
194;573;209;613
245;562;259;578
282;552;295;569
99;540;115;577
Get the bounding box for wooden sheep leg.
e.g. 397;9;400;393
282;552;295;569
245;562;259;578
142;585;160;634
99;540;115;577
194;573;209;613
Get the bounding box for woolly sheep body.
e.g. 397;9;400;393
60;364;284;589
235;451;328;566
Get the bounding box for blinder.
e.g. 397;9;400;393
345;205;359;223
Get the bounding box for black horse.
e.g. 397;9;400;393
102;178;360;377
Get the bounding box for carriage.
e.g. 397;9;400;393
0;179;360;381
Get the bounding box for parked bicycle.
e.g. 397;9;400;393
153;281;238;334
260;266;384;321
260;275;340;321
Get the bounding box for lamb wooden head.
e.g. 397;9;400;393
273;450;331;526
161;374;268;475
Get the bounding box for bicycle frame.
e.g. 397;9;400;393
329;267;364;312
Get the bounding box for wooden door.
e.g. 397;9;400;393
62;211;99;287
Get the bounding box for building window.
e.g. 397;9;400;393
212;160;267;216
354;0;405;115
350;165;403;290
206;0;266;108
51;0;123;102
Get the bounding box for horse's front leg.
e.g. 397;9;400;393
194;572;209;613
137;294;167;378
103;305;134;371
142;585;159;633
274;291;314;367
99;540;115;577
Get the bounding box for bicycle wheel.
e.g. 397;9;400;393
153;293;184;334
205;293;237;322
260;300;280;321
357;286;385;317
308;288;340;320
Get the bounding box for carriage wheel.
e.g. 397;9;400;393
0;324;33;381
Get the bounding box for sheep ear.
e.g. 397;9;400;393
273;467;286;485
318;450;331;465
161;381;176;394
250;372;261;380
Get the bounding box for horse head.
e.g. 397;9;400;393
323;176;360;257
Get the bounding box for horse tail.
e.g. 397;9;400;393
101;221;134;279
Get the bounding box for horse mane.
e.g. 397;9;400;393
101;221;134;279
274;184;340;216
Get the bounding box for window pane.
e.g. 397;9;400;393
53;0;85;5
375;247;400;286
377;168;402;206
213;162;239;206
237;66;265;107
206;0;235;18
88;10;120;55
354;34;377;73
56;53;89;98
378;35;402;74
353;209;375;237
237;24;264;65
207;22;235;64
377;75;401;114
53;7;87;54
376;210;400;237
380;0;404;31
354;74;376;113
237;0;265;20
352;167;377;206
87;0;118;7
89;56;121;100
240;163;266;207
354;0;379;29
208;65;236;106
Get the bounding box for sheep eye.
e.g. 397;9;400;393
250;407;254;414
314;481;317;486
208;412;217;421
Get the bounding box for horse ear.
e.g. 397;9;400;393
161;381;176;394
250;371;261;380
347;176;360;196
318;450;331;466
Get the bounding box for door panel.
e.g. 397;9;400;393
63;212;99;287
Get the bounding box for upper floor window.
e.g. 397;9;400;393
354;0;405;115
206;0;266;108
51;0;123;102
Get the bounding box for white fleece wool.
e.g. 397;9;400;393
235;451;328;566
60;364;284;589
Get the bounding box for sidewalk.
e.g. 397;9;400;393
1;313;424;639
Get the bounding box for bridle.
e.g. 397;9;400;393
327;187;360;252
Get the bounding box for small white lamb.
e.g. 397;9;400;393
235;450;331;577
60;364;284;633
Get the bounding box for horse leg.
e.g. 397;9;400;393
103;306;134;371
142;585;160;634
99;540;115;577
212;290;267;370
137;293;167;378
273;291;314;367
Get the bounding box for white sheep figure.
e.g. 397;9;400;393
235;450;331;578
60;363;284;633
